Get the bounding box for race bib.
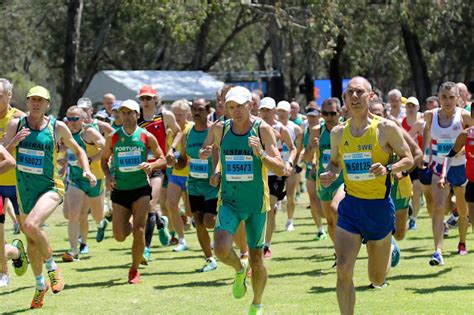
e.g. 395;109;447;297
322;149;331;169
189;158;208;179
17;148;45;175
437;139;454;158
281;144;290;161
68;149;78;167
147;151;155;161
225;155;253;181
343;152;374;181
117;150;142;172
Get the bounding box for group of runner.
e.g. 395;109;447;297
0;76;473;315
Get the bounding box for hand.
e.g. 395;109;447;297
200;145;213;160
369;163;388;177
210;172;221;187
418;157;426;169
166;149;176;166
10;127;31;148
83;171;97;187
439;176;446;189
248;136;264;156
284;162;293;176
106;174;116;190
311;137;320;149
140;162;152;175
319;171;336;187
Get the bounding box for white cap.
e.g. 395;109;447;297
406;96;419;107
77;97;92;109
225;86;252;105
276;101;291;112
259;97;276;109
119;99;140;113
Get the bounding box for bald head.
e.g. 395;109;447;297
456;82;470;103
349;76;372;92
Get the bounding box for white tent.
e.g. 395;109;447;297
83;70;224;103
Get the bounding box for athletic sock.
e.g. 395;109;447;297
251;304;263;309
45;257;57;272
35;274;46;291
264;242;270;248
145;212;157;248
178;238;186;245
97;219;105;228
318;226;324;233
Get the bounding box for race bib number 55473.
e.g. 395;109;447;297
225;155;253;181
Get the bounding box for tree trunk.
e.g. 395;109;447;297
60;0;83;118
267;12;285;102
302;35;315;105
329;34;345;103
401;22;431;111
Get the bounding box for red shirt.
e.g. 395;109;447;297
138;114;167;163
466;127;474;182
401;117;422;148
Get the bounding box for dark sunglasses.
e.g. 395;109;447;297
322;111;338;117
66;116;81;122
191;106;207;112
139;96;153;101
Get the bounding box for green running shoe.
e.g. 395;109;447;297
315;230;328;241
248;304;263;315
391;237;400;267
12;239;28;276
141;247;151;265
232;259;249;299
158;215;171;246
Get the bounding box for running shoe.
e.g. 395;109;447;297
173;243;189;252
232;259;249;299
157;215;171;246
48;267;65;293
248;304;263;315
429;252;444;266
391;238;400;267
285;221;295;232
315;230;328;241
458;242;468;255
79;243;89;255
141;247;151;265
30;285;49;309
62;251;79;263
13;221;20;234
198;258;217;272
128;268;140;284
169;236;179;246
443;223;449;238
447;212;459;228
96;219;108;243
368;282;388;289
263;246;272;259
0;273;10;288
12;239;28;276
295;191;301;202
408;218;417;230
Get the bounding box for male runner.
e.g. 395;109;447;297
387;89;406;122
137;85;178;263
62;106;106;261
176;98;219;271
320;77;413;315
101;99;165;283
200;86;284;315
422;82;474;264
258;96;296;258
4;86;96;308
275;101;302;231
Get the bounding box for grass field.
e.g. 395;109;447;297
1;194;474;314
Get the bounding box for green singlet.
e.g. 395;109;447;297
111;127;149;190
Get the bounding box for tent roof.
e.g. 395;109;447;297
83;70;224;103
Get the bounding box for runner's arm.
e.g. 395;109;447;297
163;109;182;154
253;122;285;176
303;125;320;163
101;135;115;189
421;111;433;166
319;125;343;187
145;132;166;171
174;130;189;170
441;131;467;179
401;128;423;172
84;127;106;162
199;121;223;160
383;120;414;174
0;145;15;174
280;125;296;173
98;120;114;137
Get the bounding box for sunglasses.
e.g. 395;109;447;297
191;107;207;112
66;116;81;122
322;111;337;117
139;96;153;101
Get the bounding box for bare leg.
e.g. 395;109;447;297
285;174;298;221
453;186;468;244
234;222;248;256
394;209;408;241
264;195;277;246
306;179;323;228
131;196;150;270
166;182;185;239
249;248;267;305
367;232;392;282
64;186;85;252
430;175;450;253
411;179;422;219
193;211;213;258
214;229;242;271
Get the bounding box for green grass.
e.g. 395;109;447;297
2;194;474;314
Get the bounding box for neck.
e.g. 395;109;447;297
194;120;208;131
27;114;46;129
233;117;252;134
142;108;156;119
0;104;10;118
350;112;371;129
123;124;137;135
406;114;416;124
325;122;336;131
178;121;186;130
441;106;456;117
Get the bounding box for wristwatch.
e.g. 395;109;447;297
386;164;393;174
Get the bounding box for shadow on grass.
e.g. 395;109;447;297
65;277;126;290
73;263;130;272
270;268;324;279
309;284;374;294
0;285;34;296
406;283;474;294
388;267;454;281
141;269;201;277
153;278;231;290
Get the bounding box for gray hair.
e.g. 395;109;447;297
0;78;13;92
171;99;190;112
322;97;341;110
387;89;402;99
439;81;459;96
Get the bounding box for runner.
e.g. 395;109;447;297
3;86;96;308
200;86;285;315
305;98;344;266
275;101;303;231
96;93;116;120
320;77;413;314
137;85;178;263
61;106;106;262
101;99;166;284
175;98;219;271
456;82;472;113
387;89;406;122
422;82;474;264
78;97;114;137
258;96;296;258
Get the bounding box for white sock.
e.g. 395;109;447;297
178;238;186;245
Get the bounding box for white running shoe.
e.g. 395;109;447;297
0;273;11;288
285;221;295;232
173;242;189;252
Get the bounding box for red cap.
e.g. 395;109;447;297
137;85;158;97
